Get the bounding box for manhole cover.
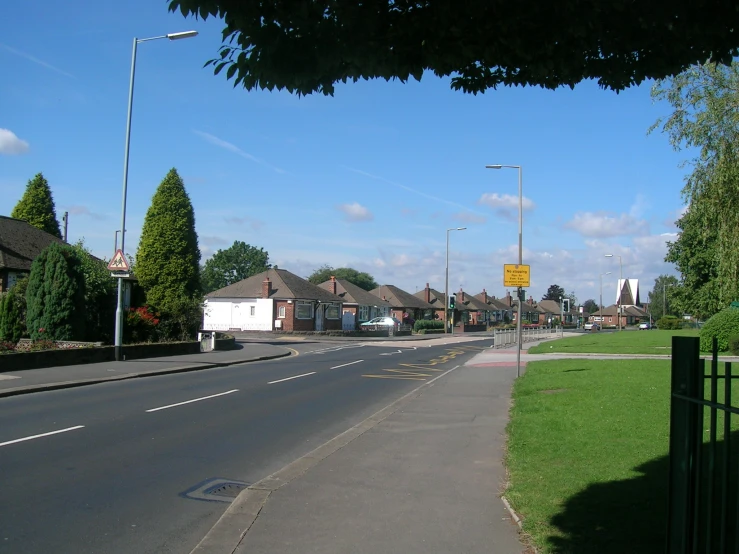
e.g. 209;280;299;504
181;478;249;503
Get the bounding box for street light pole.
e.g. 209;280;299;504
600;271;611;326
663;282;675;318
114;30;198;362
445;227;466;334
605;254;622;331
486;164;523;377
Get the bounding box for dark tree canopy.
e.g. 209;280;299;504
307;265;378;291
582;299;598;314
201;241;271;294
170;0;739;97
542;284;566;302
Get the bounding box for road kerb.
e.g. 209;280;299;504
190;363;464;554
0;351;293;399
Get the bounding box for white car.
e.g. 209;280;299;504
584;322;600;331
360;316;402;328
639;322;653;330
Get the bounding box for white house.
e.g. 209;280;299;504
203;268;344;332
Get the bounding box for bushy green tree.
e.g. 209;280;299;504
647;275;680;320
136;169;201;339
71;240;117;342
11;172;62;238
542;284;566;302
582;299;598;314
201;241;270;293
699;307;739;352
0;288;26;342
26;243;86;340
307;265;378;291
652;62;739;314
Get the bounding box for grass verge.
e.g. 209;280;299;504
505;358;670;553
527;329;700;355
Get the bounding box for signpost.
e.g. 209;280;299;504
108;249;130;274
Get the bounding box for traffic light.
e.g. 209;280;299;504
563;299;570;312
449;294;456;309
518;289;526;302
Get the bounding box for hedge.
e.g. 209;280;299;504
414;320;444;331
699;308;739;352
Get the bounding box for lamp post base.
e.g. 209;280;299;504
115;345;122;362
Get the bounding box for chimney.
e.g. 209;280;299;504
506;291;511;306
262;278;272;298
528;295;534;305
329;275;337;295
482;288;488;304
458;288;465;303
424;282;430;304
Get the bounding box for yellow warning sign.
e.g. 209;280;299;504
503;264;530;287
107;249;130;272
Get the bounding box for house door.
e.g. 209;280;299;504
231;303;242;330
315;304;324;331
342;311;355;331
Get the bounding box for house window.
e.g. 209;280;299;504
358;305;369;321
325;305;340;319
609;317;613;323
296;303;313;319
278;306;286;318
250;306;256;316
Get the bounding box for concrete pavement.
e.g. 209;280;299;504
193;343;539;554
0;342;293;397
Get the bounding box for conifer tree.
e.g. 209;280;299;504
11;173;62;238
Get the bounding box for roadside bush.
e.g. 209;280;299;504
125;306;160;343
0;341;16;354
414;320;444;331
699;308;739;352
657;316;683;330
416;328;445;335
729;335;739;356
155;296;202;342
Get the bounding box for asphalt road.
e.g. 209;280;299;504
0;337;494;554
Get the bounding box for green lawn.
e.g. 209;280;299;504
527;329;700;355
506;358;671;553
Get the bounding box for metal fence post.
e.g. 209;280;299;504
666;336;701;554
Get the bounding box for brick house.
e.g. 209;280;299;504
474;289;514;324
203;268;344;332
370;284;434;324
589;304;649;327
453;288;490;329
413;283;447;321
318;276;392;330
0;215;64;292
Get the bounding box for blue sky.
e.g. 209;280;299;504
1;0;690;306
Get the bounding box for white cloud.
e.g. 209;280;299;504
337;202;373;222
564;211;649;238
193;130;286;174
66;205;104;220
478;193;535;211
0;128;29;155
453;211;487;224
0;43;74;78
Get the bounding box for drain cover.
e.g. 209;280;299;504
181;478;249;503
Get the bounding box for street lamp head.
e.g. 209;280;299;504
457;227;467;231
485;165;503;169
604;254;613;258
167;30;198;40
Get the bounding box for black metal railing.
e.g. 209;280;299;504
667;336;738;553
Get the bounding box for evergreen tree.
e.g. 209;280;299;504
26;243;86;340
0;288;26;342
72;240;117;342
136;168;201;313
11;173;62;238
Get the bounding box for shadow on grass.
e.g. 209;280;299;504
563;368;591;373
549;430;739;553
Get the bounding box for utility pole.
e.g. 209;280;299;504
62;212;69;242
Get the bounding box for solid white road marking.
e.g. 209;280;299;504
146;389;239;413
379;350;404;356
330;360;364;370
268;372;316;384
0;425;85;448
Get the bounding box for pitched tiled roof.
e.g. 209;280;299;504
0;216;65;272
478;295;513;311
207;268;343;302
370;284;434;310
319;278;392;308
457;292;489;312
413;287;446;308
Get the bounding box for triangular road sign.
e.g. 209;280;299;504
107;249;130;271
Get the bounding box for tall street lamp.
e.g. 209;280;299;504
663;282;675;317
114;30;198;362
445;227;466;334
600;271;611;324
486;164;523;377
605;254;622;331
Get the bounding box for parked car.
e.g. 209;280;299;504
584;322;600;331
359;316;402;329
638;322;653;330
